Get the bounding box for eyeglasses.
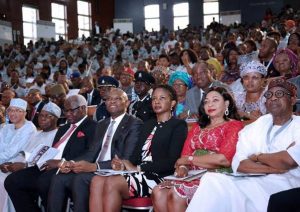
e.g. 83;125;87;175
264;90;291;99
7;108;24;113
63;106;81;114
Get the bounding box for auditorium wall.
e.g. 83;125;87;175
115;0;290;33
0;0;114;42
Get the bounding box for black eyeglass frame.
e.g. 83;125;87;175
264;90;291;99
63;106;81;114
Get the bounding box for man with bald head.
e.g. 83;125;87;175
47;88;143;212
5;95;97;211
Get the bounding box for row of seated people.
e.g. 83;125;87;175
1;38;300;131
1;57;300;132
1;27;300;125
0;76;299;212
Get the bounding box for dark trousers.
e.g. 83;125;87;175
4;166;57;212
47;172;95;212
268;187;300;212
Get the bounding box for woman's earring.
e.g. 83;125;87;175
225;108;229;116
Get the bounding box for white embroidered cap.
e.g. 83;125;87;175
9;98;27;111
42;102;61;118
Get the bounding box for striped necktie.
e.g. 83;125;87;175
97;120;116;161
53;124;77;148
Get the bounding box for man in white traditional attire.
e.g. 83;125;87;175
0;98;36;164
0;102;60;212
187;77;300;212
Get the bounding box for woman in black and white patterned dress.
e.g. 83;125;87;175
89;84;188;212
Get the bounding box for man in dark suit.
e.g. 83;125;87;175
79;77;102;106
183;61;230;119
4;94;97;212
47;88;143;212
26;88;46;128
128;71;156;122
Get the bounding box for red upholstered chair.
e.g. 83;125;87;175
122;197;153;211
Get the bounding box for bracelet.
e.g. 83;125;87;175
179;165;189;171
188;156;194;165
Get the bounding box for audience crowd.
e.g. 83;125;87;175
0;4;300;212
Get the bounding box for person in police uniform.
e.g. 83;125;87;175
128;71;156;122
93;76;119;122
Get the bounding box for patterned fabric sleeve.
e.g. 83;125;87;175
218;120;244;163
181;123;199;156
233;91;246;112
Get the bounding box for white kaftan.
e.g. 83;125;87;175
187;114;300;212
0;129;57;212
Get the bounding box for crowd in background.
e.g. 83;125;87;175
0;3;299;212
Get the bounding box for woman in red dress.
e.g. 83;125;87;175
152;86;244;212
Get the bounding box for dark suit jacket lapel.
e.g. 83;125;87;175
193;88;201;109
198;88;203;105
92;89;98;100
97;118;111;145
62;118;89;154
36;101;45;113
32;101;45;124
51;124;70;147
110;114;129;155
90;118;110;159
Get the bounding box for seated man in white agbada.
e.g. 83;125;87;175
0;98;37;164
187;78;300;212
0;102;60;212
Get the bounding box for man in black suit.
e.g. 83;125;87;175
4;94;97;212
128;71;156;122
26;88;46;128
47;88;143;212
79;76;101;106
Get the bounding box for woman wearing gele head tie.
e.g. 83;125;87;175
168;71;193;118
234;60;268;121
273;48;299;79
88;84;188;212
151;86;243;212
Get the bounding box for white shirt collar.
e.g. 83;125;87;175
110;113;126;125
